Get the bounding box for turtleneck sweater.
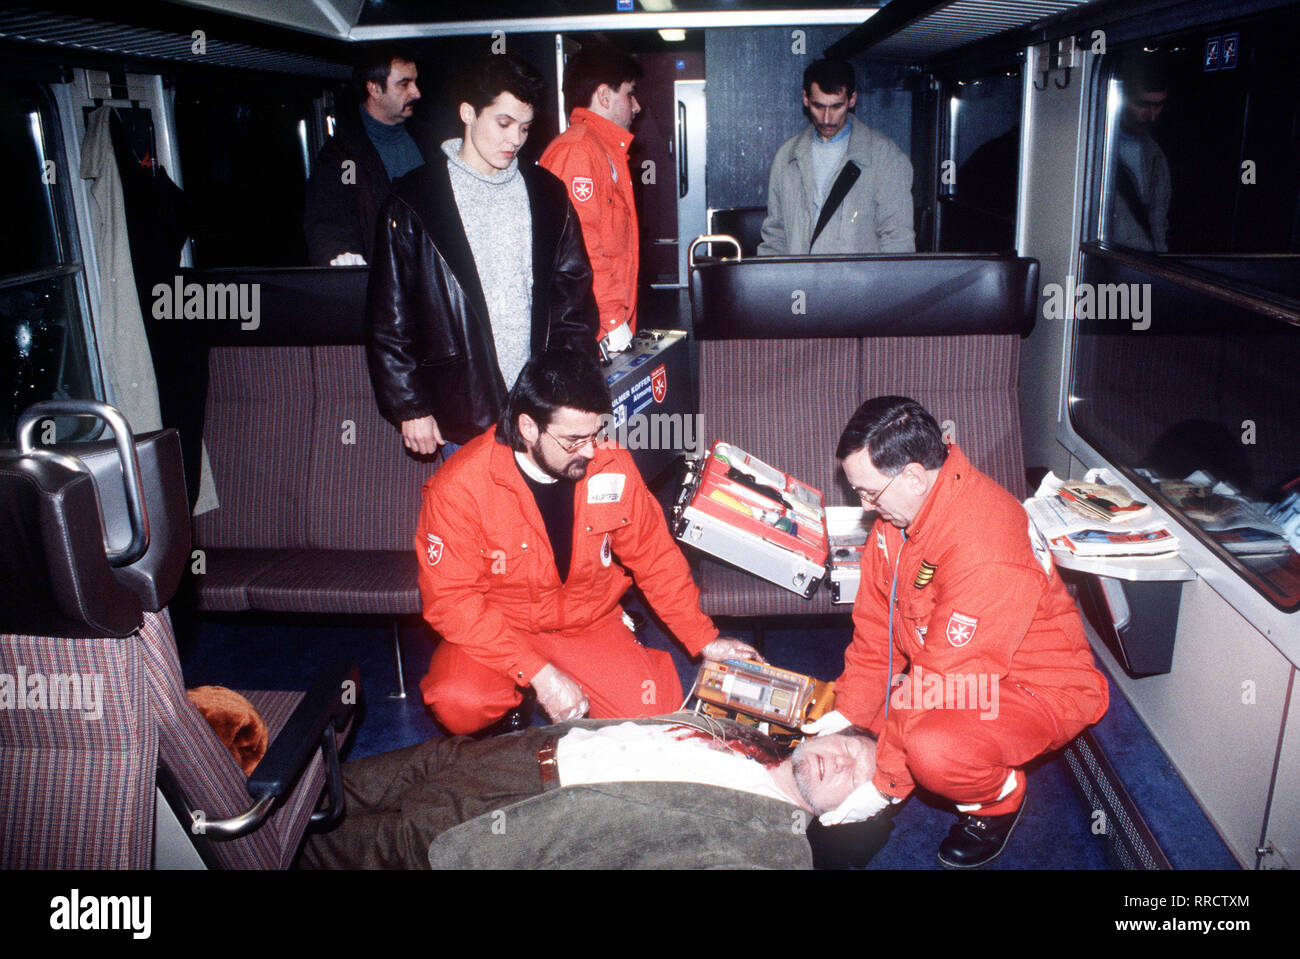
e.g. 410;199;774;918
442;138;533;388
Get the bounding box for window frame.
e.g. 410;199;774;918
1;76;104;446
1056;36;1300;645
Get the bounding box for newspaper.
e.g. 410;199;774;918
1025;471;1179;558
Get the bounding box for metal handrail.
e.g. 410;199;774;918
687;234;742;268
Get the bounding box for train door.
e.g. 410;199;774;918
673;77;707;288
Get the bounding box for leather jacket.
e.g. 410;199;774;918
365;158;599;444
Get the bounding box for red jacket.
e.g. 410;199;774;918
835;445;1108;800
415;430;717;685
540;108;638;337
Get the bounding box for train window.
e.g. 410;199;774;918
0;80;100;444
1071;11;1300;611
936;70;1021;252
172;75;315;267
1089;12;1300;276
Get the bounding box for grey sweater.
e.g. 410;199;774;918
442;139;534;388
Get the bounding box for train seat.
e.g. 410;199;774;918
193;344;427;616
183;269;434;695
0;403;357;868
687;253;1038;618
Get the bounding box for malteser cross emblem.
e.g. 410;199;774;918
571;177;594;202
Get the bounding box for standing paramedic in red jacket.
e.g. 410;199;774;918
804;396;1108;868
540;43;642;354
416;348;761;734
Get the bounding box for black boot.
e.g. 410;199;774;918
936;795;1026;869
475;690;535;738
501;688;536;732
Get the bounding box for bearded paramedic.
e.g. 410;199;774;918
415;348;762;734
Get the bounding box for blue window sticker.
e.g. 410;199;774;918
1204;35;1221;72
1222;32;1239;70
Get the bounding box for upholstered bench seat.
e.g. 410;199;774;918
688;253;1038;620
195;345;434;618
243;550;420;616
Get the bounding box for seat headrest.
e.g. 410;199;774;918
0;426;191;636
71;428;191;611
0;458;143;638
690;254;1039;339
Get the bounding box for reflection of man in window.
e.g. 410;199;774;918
1109;60;1171;252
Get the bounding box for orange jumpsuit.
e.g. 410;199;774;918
836;445;1108;815
539;108;638;338
416;430;717;733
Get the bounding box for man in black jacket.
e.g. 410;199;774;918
304;45;429;266
366;54;599;456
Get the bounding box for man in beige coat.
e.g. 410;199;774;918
758;59;915;255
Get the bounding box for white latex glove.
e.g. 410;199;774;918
329;252;368;266
820;780;893;826
531;663;589;723
800;709;852;737
700;637;765;664
602;321;633;354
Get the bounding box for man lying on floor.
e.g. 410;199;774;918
299;711;878;869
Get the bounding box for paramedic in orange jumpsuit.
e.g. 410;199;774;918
804;396;1108;868
539;43;641;353
416;348;761;734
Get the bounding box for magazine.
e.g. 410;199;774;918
1025;490;1179;558
1210;527;1292;556
1155;480;1238;524
1057;480;1153;524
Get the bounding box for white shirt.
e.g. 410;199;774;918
556;721;792;805
1116;131;1149;199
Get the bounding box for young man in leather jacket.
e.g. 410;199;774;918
365;53;598;458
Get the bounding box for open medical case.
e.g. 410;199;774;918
672;442;869;603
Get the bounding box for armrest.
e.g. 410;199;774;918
248;660;360;799
196;661;360;841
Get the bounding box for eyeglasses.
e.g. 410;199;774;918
856;470;901;506
544;429;601;454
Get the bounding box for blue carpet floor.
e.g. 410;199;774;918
178;586;1236;870
174;447;1237;871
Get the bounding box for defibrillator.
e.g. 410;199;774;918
686;659;836;742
